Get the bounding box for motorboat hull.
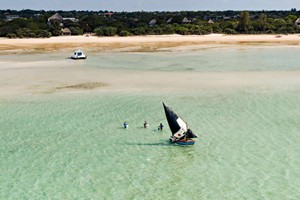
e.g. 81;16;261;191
71;56;87;60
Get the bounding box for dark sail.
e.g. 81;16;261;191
163;102;182;135
163;102;198;145
163;102;198;140
186;129;198;138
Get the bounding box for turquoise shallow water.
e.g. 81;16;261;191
1;46;300;199
84;46;300;72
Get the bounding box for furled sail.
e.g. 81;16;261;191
163;102;188;139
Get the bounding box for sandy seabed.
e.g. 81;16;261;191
0;34;300;98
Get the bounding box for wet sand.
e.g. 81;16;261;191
1;58;300;98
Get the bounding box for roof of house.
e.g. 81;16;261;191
104;12;114;16
182;17;191;23
63;17;78;22
208;19;214;24
62;28;71;34
48;13;63;21
149;19;157;26
166;17;173;23
5;15;20;21
296;18;300;23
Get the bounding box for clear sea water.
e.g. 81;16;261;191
1;45;300;199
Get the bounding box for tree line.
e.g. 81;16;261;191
0;9;299;38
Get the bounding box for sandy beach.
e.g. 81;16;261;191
0;34;300;98
0;34;300;53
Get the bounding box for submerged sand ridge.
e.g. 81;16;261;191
56;82;109;90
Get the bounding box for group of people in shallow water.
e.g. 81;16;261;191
123;121;164;130
144;121;164;130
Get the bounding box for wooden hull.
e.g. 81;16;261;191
169;138;195;145
175;140;195;145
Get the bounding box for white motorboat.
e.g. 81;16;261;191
71;49;87;60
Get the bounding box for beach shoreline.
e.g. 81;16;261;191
0;34;299;54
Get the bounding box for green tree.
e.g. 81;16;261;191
27;22;40;33
80;15;106;31
220;21;238;31
285;15;298;22
69;26;83;35
49;21;63;36
272;18;287;33
17;28;35;38
36;30;51;38
8;18;29;29
119;30;131;36
212;23;222;33
50;27;62;36
259;13;267;32
0;26;14;37
176;27;189;35
6;33;17;38
161;24;175;34
131;27;146;35
224;28;237;34
104;26;117;36
238;11;251;33
147;27;163;35
94;26;117;36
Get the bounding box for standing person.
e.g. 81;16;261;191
144;121;149;128
123;122;128;128
158;123;164;130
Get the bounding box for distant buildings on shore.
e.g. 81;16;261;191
47;13;78;26
295;18;300;26
4;12;300;27
5;15;20;21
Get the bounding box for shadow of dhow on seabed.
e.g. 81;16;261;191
124;140;197;147
125;141;171;146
